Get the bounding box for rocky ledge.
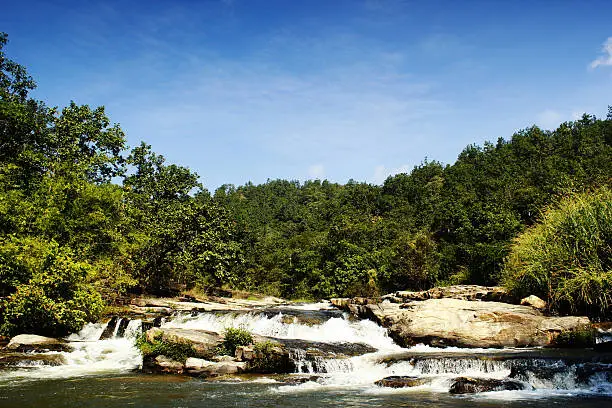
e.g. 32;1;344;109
5;334;73;353
142;326;376;376
332;285;591;348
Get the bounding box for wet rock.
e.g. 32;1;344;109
99;316;119;340
0;352;66;368
6;334;73;353
509;360;568;381
361;298;590;348
235;345;254;361
184;357;246;377
259;308;344;325
375;376;430;388
575;362;612;384
330;298;350;310
115;318;130;338
594;341;612;352
146;327;223;359
278;339;376;358
520;295;546;310
150;355;184;374
278;375;320;385
449;377;526;394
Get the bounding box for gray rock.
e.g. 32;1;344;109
146;327;223;359
235;345;254;361
143;355;185;374
449;377;526;394
520;295;547;310
375;376;430;388
184;357;246;377
395;285;511;302
6;334;73;353
360;298;590;348
0;352;66;367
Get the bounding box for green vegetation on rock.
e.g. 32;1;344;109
248;340;283;372
217;327;253;356
502;188;612;318
135;333;196;363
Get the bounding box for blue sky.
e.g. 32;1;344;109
2;0;611;190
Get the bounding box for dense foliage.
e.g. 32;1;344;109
502;188;612;318
215;116;612;299
0;33;243;336
0;32;611;336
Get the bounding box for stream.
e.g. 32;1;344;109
1;301;611;407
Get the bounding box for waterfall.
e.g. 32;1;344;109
162;310;400;351
2;302;611;401
0;319;143;380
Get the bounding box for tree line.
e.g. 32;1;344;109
0;33;610;336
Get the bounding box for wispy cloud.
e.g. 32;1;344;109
372;164;411;184
536;109;562;129
590;37;612;69
308;164;325;179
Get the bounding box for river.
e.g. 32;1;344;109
1;301;611;407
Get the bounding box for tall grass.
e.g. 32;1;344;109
502;187;612;318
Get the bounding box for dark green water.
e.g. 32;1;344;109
1;374;610;408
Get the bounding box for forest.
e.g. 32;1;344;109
1;32;611;337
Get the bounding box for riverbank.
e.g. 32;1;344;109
1;286;611;405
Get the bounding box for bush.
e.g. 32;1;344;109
249;340;283;372
216;327;253;356
502;188;612;318
553;326;596;348
135;333;196;363
0;237;104;337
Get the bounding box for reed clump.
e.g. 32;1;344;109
502;187;612;318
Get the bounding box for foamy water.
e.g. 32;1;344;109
1;303;611;402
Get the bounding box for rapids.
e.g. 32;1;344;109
1;301;611;407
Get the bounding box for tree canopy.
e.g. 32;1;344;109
0;32;611;336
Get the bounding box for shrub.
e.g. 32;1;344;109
0;237;104;337
135;333;196;363
553;326;596;348
216;327;253;356
502;188;612;318
248;340;282;372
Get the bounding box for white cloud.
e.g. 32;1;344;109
372;164;411;184
590;37;612;69
308;164;325;179
536;109;563;129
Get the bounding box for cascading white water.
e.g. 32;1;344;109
162;311;400;351
0;319;143;381
2;302;611;401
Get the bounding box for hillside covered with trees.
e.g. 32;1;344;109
1;32;611;336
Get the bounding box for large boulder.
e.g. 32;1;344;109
184;357;246;377
146;327;223;359
361;298;590;348
6;334;73;352
375;376;430;388
520;295;547;310
390;285;511;303
449;377;526;394
0;352;66;367
147;355;184;374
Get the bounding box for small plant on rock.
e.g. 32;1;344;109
216;327;253;356
135;333;196;363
